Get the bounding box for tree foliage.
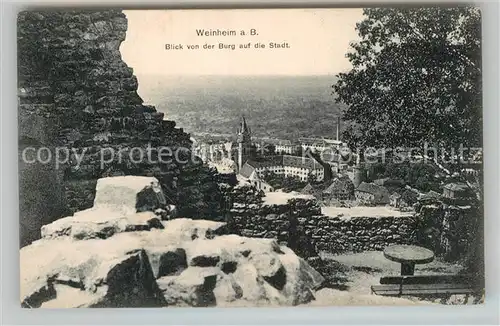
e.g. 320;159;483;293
261;170;307;192
334;9;484;285
334;7;482;155
368;161;443;192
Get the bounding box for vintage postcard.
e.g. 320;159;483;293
19;7;484;308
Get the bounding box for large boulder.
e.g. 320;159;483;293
162;218;228;241
93;176;166;214
40;176;169;240
157;267;218;307
20;237;165;308
21;176;325;308
40;209;164;240
21;219;324;308
178;230;324;307
182;235;324;306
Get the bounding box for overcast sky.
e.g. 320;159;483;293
121;9;364;76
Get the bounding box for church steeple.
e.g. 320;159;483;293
237;115;251;143
236;115;252;171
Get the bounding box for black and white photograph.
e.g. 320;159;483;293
18;7;484;308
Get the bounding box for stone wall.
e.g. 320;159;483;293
18;10;222;246
18;144;69;247
415;200;480;262
227;186;477;262
227;186;418;255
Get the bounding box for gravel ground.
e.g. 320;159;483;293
317;250;480;305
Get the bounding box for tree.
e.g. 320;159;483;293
281;176;307;193
334;7;483;292
369;161;442;192
261;143;276;157
334;7;481;167
307;172;318;184
261;170;280;188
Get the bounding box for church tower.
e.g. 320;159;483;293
237;116;252;171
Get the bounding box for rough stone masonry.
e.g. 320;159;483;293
18;10;222;246
227;186;418;256
226;185;477;261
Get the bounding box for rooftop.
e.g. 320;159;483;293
443;182;469;191
245;155;323;170
356;182;389;196
323;176;354;194
239;162;256;178
298;137;344;147
283;155;323;170
257;138;293;146
419;190;442;201
301;183;315;194
245;156;283;169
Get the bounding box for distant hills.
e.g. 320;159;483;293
136;74;345;140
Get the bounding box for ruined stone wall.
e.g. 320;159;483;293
227;187;418;255
415;201;480;262
18;10;221;246
18;145;68;247
227;187;476;261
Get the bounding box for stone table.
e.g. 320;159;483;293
383;245;435;275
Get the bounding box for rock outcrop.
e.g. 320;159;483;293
18;10;222;247
41;176;167;240
21;176;325;308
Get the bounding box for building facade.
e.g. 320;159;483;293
193;142;232;163
240;155;325;182
254;138;300;155
298;137;346;153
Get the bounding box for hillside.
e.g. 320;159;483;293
135;75;345;140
